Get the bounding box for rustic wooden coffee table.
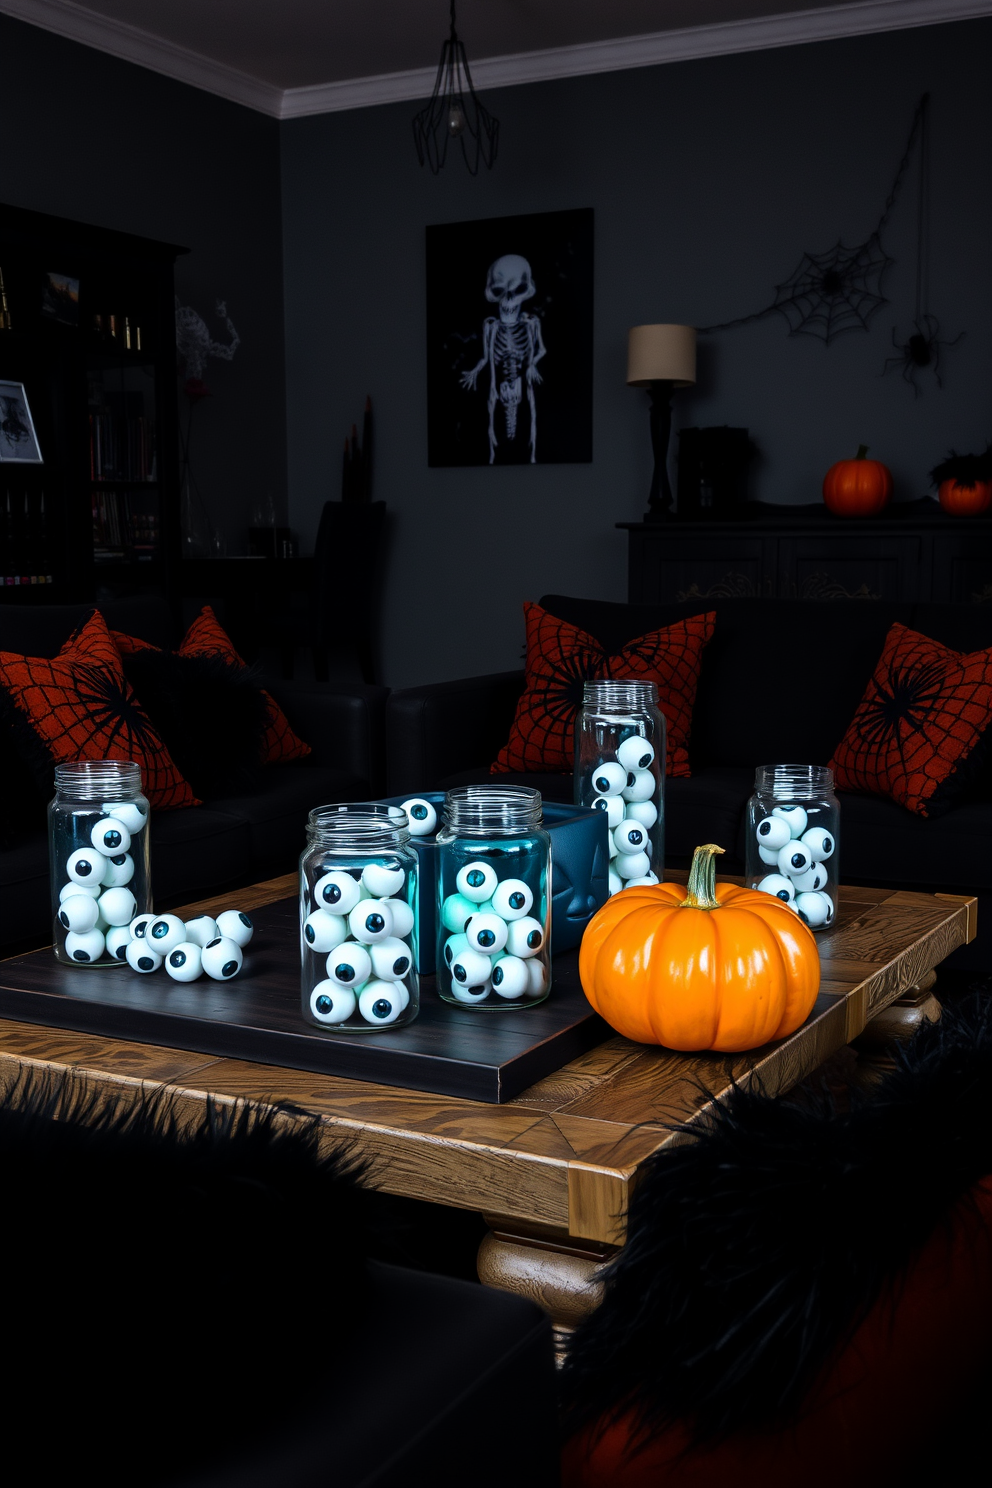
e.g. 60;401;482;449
0;873;975;1348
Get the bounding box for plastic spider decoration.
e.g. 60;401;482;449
883;314;963;395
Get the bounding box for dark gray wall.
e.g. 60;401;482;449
0;13;287;550
282;18;992;688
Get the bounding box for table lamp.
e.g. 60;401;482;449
627;324;696;519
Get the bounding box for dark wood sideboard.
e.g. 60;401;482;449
619;500;992;606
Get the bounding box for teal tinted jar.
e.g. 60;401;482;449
435;786;551;1009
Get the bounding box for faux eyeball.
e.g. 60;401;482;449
383;897;414;940
465;912;508;956
59;894;100;934
98;887;137;927
450;980;491;1004
624;800;659;830
608;868;623;896
146;914;186;955
216;910;254;947
201;937;243;980
613;819;649;856
801;826;835;862
105;924;132;961
592;796;625;830
758;844;780;866
505;916;545;959
490;954;529;999
451;946;494;986
757;873;796;903
456;861;499;903
391;981;411;1014
401;798;437;837
64;927;105;962
125;939;161;973
313;870;361;916
795;891;833;928
441;893;476;934
362;862;405;898
66;847;105;885
184;915;219;949
525;959;547;997
326;942;372;989
303;909;349;952
625;874;661;887
591;761;627;797
60;880;101;902
369;936;413;981
358;980;406;1026
101;800;148;834
755;816;791;851
777;842;813;879
444;932;469;967
617;735;655;773
772;805;808;838
90;817;131;856
490;878;534;921
129;912;155;940
616;850;651;881
621;769;656;804
165;943;204;983
101;852;134;887
310;982;357;1024
793;862;828;895
348;899;395;944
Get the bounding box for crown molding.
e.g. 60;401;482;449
1;0;989;121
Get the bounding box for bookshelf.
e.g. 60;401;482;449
0;202;185;604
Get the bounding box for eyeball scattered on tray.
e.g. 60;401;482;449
126;940;161;973
166;943;203;983
146;914;186;956
184;915;218;949
201;937;243;981
401;798;438;837
216;910;254;947
106;906;257;983
130;912;155;940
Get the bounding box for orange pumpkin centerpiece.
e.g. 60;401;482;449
579;844;820;1052
822;445;893;517
930;448;992;517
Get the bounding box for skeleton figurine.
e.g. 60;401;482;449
460;255;546;464
175;297;241;381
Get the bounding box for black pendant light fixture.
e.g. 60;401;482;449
413;0;499;175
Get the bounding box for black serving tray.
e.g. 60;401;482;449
0;898;609;1103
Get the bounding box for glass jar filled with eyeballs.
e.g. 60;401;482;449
48;759;151;966
300;804;419;1032
745;764;840;930
435;786;551;1009
574;680;665;897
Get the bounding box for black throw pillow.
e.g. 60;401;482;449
121;648;270;800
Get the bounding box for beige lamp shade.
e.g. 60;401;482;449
626;324;697;387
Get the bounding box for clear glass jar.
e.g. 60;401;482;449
435;786;551;1009
300;803;419;1031
574;680;665;896
745;764;840;930
48;760;151;967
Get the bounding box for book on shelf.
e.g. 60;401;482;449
91;489;161;562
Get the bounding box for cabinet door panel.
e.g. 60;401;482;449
932;537;992;603
778;537;922;602
628;534;767;604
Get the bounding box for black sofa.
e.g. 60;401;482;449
0;596;387;955
386;594;991;970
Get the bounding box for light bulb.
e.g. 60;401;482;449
448;102;466;137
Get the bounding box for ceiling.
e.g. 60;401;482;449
1;0;986;115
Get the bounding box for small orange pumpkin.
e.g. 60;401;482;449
822;445;893;517
937;478;992;517
579;844;820;1052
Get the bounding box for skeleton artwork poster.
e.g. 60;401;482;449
426;208;593;466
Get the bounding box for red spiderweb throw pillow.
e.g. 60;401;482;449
115;606;310;766
829;622;992;817
492;604;715;779
0;610;198;811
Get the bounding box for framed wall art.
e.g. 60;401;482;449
0;381;43;463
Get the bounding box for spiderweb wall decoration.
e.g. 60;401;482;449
700;96;928;346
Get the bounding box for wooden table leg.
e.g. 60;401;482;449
477;1216;613;1363
851;969;941;1087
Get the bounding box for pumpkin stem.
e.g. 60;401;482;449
856;444;869;460
680;844;725;910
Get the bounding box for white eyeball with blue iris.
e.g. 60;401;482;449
165;943;203;983
129;912;155;940
613;820;649;856
314;871;361;916
383;897;415;940
441;893;476;934
793;862;828;895
310;982;357;1024
64;927;106;963
617;735;655;773
349;900;395;944
98;887;137;927
184;915;219;949
465;912;508;956
105;924;132;961
490;954;529;999
126;939;161;973
777;842;813;879
451;947;493;987
101;801;148;835
757;873;796;903
216;910;254;947
450;980;491;1004
800;827;835;861
66;847;105;886
796;891;833;927
490;879;534;921
90;818;131;856
362;862;405;899
505;917;544;958
592;796;625;830
456;862;499;903
624;800;658;830
591;761;627;798
146;914;186;955
772;805;808;838
369;937;413;981
60;880;101;902
621;769;655;803
358;981;406;1025
201;937;243;980
616;851;651;880
326;942;372;989
59;894;100;934
303;909;349;952
100;852;134;887
401;798;437;837
444;933;469;968
755;816;791;851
